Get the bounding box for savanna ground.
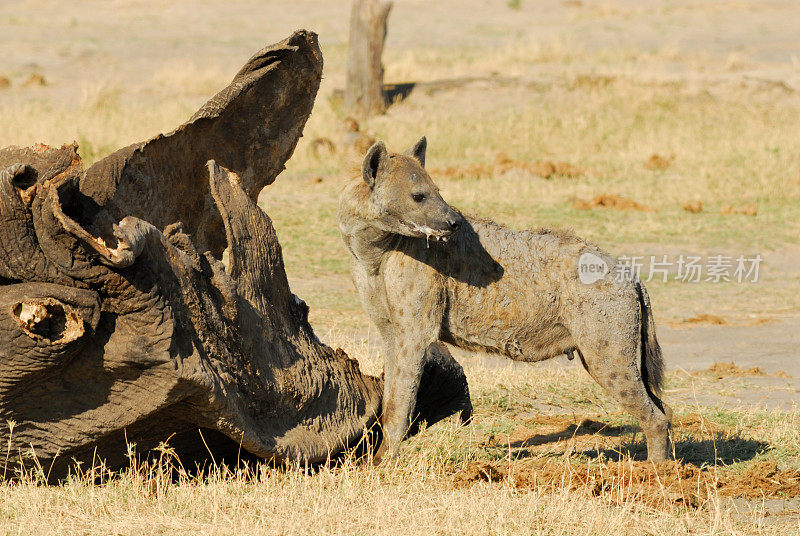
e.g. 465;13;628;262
2;0;800;534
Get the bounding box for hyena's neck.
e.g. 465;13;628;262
341;218;403;275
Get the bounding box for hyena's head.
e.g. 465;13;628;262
361;137;464;241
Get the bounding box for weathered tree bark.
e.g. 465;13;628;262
345;0;392;119
0;31;470;481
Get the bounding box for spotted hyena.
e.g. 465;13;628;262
338;137;671;463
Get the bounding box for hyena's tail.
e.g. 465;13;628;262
636;280;670;418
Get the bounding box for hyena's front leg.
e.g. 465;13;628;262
374;338;434;464
375;276;445;464
350;261;399;399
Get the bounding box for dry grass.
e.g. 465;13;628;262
2;466;793;535
0;463;766;535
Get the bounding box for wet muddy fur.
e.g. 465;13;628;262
339;138;671;463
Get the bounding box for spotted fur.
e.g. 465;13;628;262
338;138;671;463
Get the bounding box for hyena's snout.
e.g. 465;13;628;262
433;209;463;237
445;211;463;233
418;201;463;238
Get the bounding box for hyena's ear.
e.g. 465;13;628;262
362;141;388;189
404;136;427;168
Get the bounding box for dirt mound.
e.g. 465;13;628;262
495;153;585;178
682;201;703;213
685;313;727;325
671;361;790;379
453;462;505;486
700;361;789;378
674;413;727;434
454;459;710;507
572;194;656;212
705;361;766;377
430;153;584;181
22;73;47;87
725;461;800;499
720;204;757;216
453;458;800;507
456;414;798;507
671;315;777;329
644;153;674;170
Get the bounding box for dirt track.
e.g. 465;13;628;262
660;316;800;411
663;316;800;375
3;0;800;111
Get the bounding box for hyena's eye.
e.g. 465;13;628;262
412;193;425;202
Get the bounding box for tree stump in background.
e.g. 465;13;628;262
345;0;392;119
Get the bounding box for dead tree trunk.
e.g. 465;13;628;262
0;31;470;481
345;0;392;119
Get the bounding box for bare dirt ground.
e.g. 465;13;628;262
4;0;800;97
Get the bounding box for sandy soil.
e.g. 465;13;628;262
662;315;800;377
661;317;800;411
3;0;800;104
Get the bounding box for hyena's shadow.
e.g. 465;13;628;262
400;219;505;288
579;436;771;465
499;420;769;465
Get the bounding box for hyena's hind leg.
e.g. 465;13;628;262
569;310;671;461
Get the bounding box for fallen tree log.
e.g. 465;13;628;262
0;30;471;481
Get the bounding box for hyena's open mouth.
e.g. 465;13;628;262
403;222;454;243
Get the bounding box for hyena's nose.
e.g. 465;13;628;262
447;216;462;232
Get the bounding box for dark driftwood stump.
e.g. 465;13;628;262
345;0;392;118
0;31;470;481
